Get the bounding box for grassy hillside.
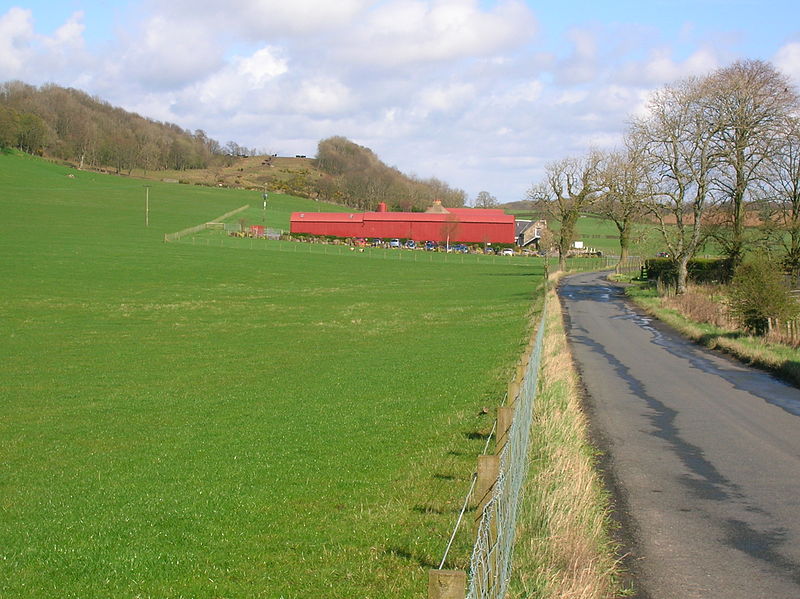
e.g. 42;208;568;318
130;154;327;199
0;151;542;598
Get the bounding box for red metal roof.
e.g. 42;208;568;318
289;207;516;243
291;212;363;223
361;211;513;224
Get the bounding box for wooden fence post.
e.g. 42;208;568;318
496;406;514;455
507;380;519;406
428;570;466;599
473;454;500;515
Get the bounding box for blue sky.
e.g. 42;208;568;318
2;0;799;202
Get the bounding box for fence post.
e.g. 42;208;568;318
507;380;519;406
428;569;466;599
496;406;514;455
473;454;500;514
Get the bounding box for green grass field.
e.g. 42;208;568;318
0;152;542;598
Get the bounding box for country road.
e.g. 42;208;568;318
558;271;800;599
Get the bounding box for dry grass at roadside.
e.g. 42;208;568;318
509;287;625;599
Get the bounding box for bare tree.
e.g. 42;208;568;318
757;116;800;281
596;141;650;269
474;190;498;208
701;59;799;267
633;78;721;294
527;151;605;271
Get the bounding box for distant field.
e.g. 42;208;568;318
0;152;542;598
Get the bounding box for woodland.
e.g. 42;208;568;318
0;81;465;212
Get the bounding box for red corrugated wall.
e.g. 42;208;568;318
290;212;515;243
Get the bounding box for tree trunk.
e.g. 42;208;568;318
616;227;630;272
729;147;747;269
676;256;690;295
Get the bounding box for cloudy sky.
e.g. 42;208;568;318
2;1;800;203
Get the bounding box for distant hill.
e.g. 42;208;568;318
502;200;536;212
0;82;466;212
0;81;236;173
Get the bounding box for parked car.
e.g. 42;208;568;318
452;244;469;253
405;240;416;249
389;238;401;248
371;238;383;247
425;241;437;251
501;248;514;256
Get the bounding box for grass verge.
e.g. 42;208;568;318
625;283;800;388
508;283;625;599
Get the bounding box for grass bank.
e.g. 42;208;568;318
509;282;625;599
624;283;800;388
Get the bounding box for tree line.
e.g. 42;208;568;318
529;59;800;294
0;83;467;212
0;81;258;174
312;136;466;211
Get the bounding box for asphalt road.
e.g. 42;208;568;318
558;271;800;599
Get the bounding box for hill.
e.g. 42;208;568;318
0;82;466;212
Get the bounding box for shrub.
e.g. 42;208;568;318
727;255;799;335
645;257;733;285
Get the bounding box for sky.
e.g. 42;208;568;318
2;1;800;204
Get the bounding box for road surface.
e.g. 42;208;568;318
558;271;800;599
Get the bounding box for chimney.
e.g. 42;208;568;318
377;202;388;212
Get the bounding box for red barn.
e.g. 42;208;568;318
290;202;515;244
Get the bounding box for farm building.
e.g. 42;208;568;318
290;201;516;244
515;219;547;248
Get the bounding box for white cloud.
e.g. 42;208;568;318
43;12;85;51
0;8;92;81
622;46;721;85
498;80;544;105
121;15;224;89
136;46;288;116
416;82;475;114
292;78;355;115
0;7;34;77
555;28;598;85
239;47;288;86
236;0;372;36
144;0;372;38
774;42;800;87
337;0;537;67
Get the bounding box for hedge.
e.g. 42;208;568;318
644;257;733;284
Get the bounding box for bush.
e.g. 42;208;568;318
727;255;799;335
645;257;733;285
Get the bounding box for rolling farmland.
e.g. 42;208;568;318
0;152;543;598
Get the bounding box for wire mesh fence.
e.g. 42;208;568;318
163;205;249;242
465;299;547;599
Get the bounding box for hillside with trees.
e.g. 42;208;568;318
0;81;252;174
0;82;466;213
312;136;465;211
